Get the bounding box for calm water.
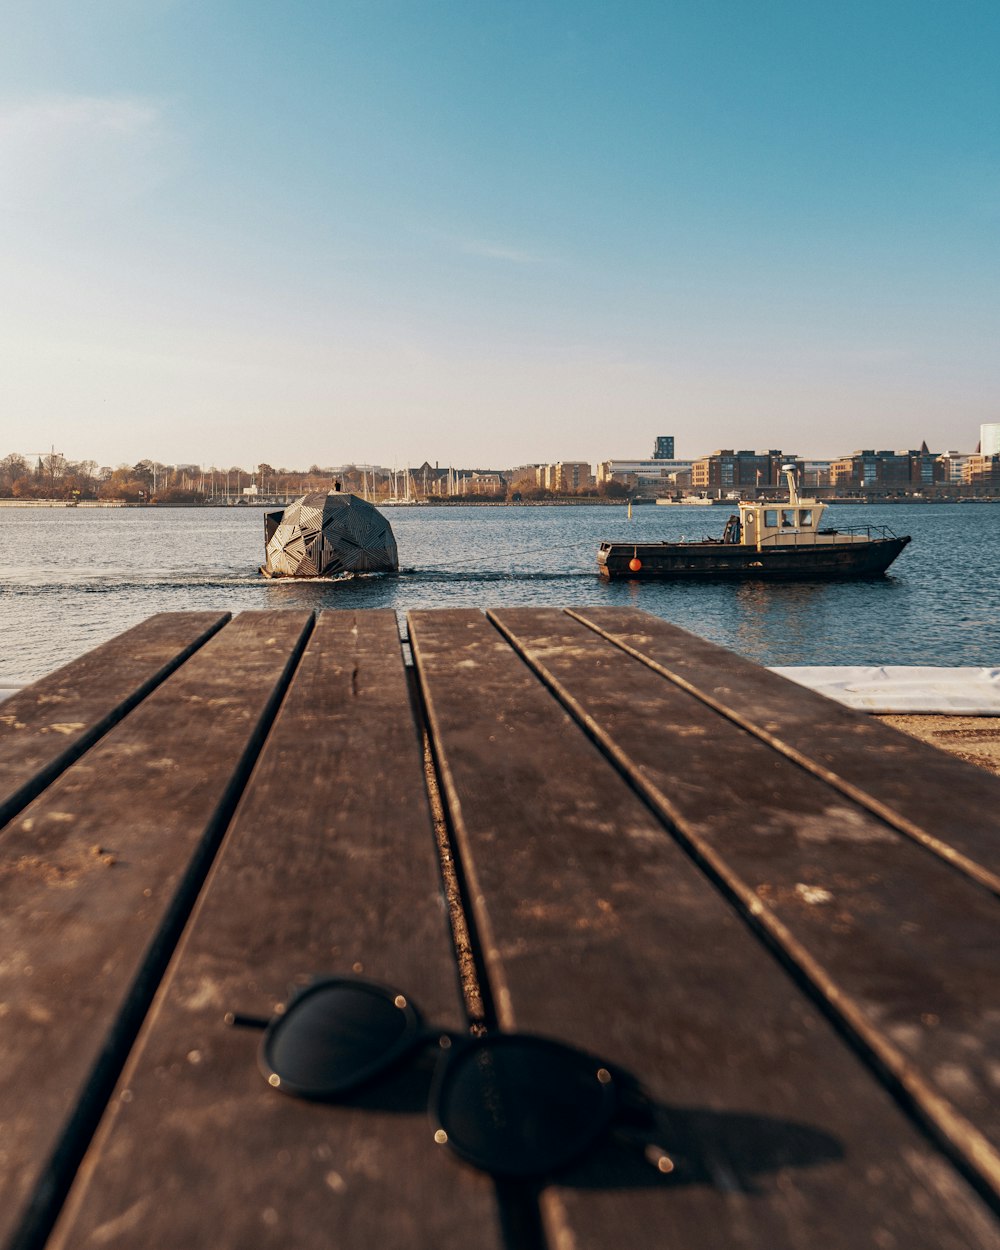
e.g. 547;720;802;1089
1;502;998;684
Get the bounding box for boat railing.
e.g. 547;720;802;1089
822;523;901;540
757;523;900;547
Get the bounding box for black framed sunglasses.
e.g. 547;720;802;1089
227;975;671;1179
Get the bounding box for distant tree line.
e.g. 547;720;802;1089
0;453;631;504
0;454;335;503
505;468;626;501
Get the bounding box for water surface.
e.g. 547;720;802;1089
1;502;997;683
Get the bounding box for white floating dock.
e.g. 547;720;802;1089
771;667;1000;714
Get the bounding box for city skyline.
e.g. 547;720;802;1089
6;421;999;480
1;3;998;467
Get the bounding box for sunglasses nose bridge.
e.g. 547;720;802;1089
254;978;621;1178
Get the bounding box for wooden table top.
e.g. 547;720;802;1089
1;607;998;1250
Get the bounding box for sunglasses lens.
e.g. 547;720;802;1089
263;981;416;1097
433;1036;617;1176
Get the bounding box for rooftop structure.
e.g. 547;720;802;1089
597;458;693;490
652;435;675;460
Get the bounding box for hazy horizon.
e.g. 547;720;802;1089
2;3;997;468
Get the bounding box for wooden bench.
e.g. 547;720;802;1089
1;607;998;1249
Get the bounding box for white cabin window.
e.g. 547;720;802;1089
781;509;796;527
764;510;778;527
800;509;813;526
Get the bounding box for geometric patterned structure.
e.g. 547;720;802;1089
260;492;399;578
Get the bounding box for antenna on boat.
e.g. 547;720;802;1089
781;464;800;505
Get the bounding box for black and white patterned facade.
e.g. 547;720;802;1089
260;492;399;578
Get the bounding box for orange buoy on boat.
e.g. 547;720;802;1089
629;550;642;572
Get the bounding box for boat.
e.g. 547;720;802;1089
598;467;911;580
654;494;717;506
260;488;398;578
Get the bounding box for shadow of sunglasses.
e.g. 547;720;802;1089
227;974;672;1178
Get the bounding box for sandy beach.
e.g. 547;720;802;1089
876;715;1000;777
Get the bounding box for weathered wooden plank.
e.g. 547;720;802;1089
0;613;229;832
0;611;312;1250
50;610;501;1250
570;606;1000;894
409;608;999;1250
491;606;1000;1208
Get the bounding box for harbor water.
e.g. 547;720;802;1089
1;502;998;685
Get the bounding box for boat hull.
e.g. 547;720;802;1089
597;536;911;580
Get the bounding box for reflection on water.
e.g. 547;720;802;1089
727;579;907;666
1;503;998;682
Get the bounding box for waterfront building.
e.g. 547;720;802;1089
468;472;505;494
554;461;592;490
937;451;975;483
964;454;1000;487
532;462;592;491
981;423;1000;456
412;462;454;496
800;460;832;489
596;458;693;492
829;449;941;492
690;450;794;492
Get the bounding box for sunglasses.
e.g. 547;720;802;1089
227;975;672;1178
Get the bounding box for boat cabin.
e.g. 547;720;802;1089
726;467;858;551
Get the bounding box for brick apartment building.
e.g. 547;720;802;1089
689;450;798;492
828;449;941;492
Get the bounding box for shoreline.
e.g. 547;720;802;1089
2;497;999;509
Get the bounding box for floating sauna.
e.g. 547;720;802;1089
260;491;399;578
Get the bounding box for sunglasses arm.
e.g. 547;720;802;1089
608;1123;678;1174
224;1011;271;1030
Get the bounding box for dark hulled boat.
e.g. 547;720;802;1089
598;470;911;581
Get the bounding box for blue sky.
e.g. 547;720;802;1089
1;1;997;469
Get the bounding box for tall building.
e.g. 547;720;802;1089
981;423;1000;456
652;436;675;460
